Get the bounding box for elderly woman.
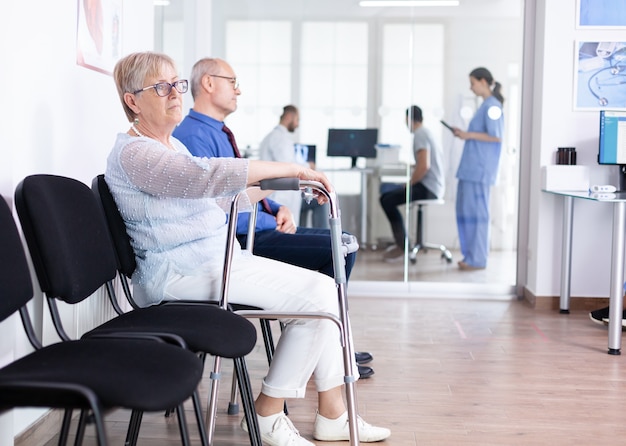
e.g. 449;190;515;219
105;51;390;446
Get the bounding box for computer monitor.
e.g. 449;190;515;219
294;144;316;165
327;128;378;168
304;145;316;163
598;110;626;190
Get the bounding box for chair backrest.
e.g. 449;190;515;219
0;196;34;323
91;174;137;279
14;174;119;305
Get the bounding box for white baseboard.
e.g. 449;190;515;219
349;280;517;299
14;410;61;446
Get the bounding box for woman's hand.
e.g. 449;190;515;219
247;160;334;204
452;128;468;140
295;167;333;193
294;167;333;204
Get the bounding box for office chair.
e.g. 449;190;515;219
14;174;262;446
0;195;204;446
409;198;453;265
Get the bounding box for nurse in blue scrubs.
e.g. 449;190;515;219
451;67;504;270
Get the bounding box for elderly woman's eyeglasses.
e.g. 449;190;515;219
133;80;189;97
208;74;239;90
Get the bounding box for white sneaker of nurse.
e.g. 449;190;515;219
313;411;391;442
241;412;314;446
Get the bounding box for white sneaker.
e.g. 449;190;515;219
241;413;314;446
313;411;391;442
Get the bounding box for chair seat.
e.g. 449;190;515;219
82;304;257;358
413;198;445;206
0;338;203;412
409;198;453;264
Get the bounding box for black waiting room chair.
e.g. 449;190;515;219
14;174;262;446
0;195;204;446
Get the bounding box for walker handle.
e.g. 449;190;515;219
259;178;300;191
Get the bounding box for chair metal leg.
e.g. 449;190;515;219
205;355;223;445
260;319;276;362
90;407;108;446
57;409;72;446
191;389;209;446
125;410;143;446
175;404;192;446
67;402;107;446
73;410;88;446
228;318;287;416
227;375;240;415
234;356;263;446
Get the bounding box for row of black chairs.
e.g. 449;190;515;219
0;174;264;446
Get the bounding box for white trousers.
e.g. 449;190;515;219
163;251;357;398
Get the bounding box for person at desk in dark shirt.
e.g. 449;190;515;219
379;105;445;263
173;57;374;377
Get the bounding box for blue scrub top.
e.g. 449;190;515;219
455;95;504;185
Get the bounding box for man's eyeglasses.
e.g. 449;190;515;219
208;74;239;90
133;80;189;97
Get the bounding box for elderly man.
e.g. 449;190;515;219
173;57;374;378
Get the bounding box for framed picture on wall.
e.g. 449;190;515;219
574;41;626;110
76;0;122;75
577;0;626;28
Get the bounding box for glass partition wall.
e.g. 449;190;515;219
156;0;523;293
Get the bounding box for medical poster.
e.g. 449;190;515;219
76;0;122;75
574;41;626;110
577;0;626;28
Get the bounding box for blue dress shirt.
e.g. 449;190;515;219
174;109;281;234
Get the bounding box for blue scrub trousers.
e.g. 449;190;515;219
237;227;356;280
456;180;491;268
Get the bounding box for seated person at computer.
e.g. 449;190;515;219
380;105;445;263
173;57;374;377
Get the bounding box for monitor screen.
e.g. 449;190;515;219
327;128;378;167
295;144;316;164
598;110;626;165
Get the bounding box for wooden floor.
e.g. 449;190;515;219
23;294;626;445
350;247;517;285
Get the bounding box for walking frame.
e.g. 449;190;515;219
205;178;361;445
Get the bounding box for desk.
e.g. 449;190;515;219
544;189;626;355
323;167;375;246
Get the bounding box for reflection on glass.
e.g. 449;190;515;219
154;0;522;287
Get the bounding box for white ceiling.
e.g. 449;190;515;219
162;0;523;21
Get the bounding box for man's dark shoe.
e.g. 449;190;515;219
589;306;626;326
358;365;374;379
589;306;609;325
355;351;373;365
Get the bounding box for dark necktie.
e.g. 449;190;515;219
222;124;274;216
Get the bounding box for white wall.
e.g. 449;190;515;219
524;0;626;298
0;0;155;442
